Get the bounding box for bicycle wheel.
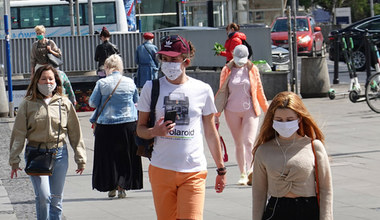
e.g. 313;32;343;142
365;72;380;113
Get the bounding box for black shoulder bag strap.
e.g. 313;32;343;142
143;43;159;68
148;79;160;127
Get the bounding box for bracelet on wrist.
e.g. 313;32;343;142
216;167;227;176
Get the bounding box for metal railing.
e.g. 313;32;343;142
0;32;168;75
0;27;272;75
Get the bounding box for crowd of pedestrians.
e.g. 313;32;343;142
7;24;333;220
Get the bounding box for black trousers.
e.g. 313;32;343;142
262;197;319;220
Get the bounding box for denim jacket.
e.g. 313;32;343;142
89;72;138;124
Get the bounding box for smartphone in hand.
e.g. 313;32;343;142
164;110;177;124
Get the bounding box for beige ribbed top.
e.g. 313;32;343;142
252;136;333;220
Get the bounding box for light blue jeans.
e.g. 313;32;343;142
25;145;68;220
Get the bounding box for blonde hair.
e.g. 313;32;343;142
252;91;324;160
104;54;123;74
34;25;46;33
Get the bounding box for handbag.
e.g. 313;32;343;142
47;40;63;67
25;99;61;176
135;79;159;158
311;140;320;207
92;77;122;134
215;123;228;162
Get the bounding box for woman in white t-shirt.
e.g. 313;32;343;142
136;35;226;220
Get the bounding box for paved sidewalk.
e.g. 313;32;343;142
1;84;380;219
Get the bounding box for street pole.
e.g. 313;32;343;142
137;0;141;32
3;0;14;117
70;0;75;35
182;0;187;26
292;0;298;94
88;0;94;35
370;0;374;17
76;0;81;35
287;7;294;92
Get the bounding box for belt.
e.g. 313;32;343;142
27;141;64;149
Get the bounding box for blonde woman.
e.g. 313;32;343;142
30;25;61;77
89;54;142;198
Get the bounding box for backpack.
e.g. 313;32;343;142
135;79;160;159
242;39;253;59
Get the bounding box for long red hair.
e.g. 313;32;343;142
252;91;324;161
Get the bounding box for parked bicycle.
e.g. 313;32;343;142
365;33;380;113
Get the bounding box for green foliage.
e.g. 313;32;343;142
313;0;345;13
299;0;312;9
374;3;380;15
346;0;369;22
314;0;376;23
213;42;225;56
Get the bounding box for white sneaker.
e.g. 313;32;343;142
238;173;248;185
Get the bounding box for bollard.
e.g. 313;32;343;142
333;33;340;84
365;30;372;82
0;65;10;117
300;56;331;98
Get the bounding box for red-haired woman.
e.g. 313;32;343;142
252;91;333;220
218;22;247;63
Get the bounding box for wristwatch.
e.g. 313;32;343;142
216;167;227;176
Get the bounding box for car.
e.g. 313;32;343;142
271;45;290;71
328;15;380;71
270;16;325;57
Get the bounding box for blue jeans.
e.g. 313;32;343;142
25;145;69;220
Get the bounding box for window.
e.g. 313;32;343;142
10;7;19;29
93;2;116;25
52;5;70;26
271;19;288;32
11;2;117;30
357;19;380;31
19;6;50;28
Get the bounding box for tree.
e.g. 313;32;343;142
299;0;312;9
314;0;374;23
375;3;380;15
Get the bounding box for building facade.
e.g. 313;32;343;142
138;0;285;32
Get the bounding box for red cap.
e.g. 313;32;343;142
143;32;154;40
157;35;189;57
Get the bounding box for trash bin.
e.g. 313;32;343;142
300;57;330;98
261;70;289;100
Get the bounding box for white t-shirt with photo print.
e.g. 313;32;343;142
137;76;217;172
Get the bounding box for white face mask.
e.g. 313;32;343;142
161;61;184;81
38;83;56;97
272;119;299;138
